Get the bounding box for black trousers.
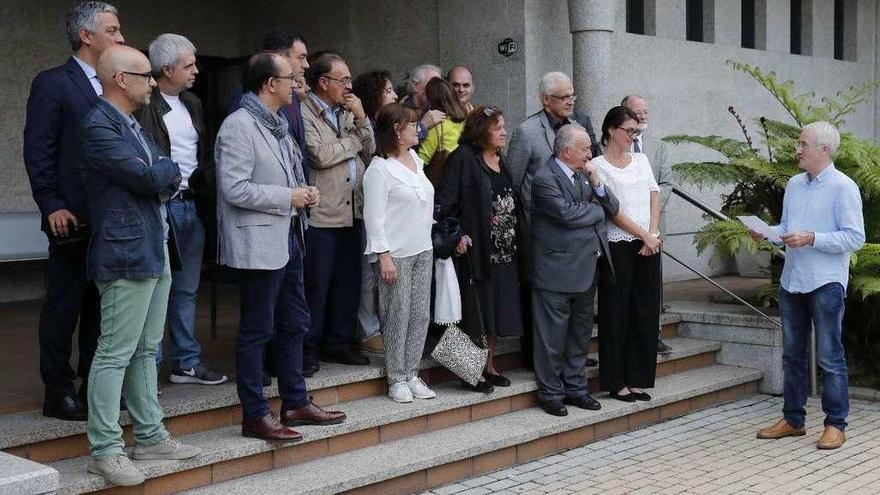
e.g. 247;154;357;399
39;235;100;397
303;223;362;359
598;240;661;392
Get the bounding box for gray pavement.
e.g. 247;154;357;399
424;395;880;495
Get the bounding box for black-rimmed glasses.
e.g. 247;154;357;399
322;74;352;86
121;70;154;81
619;127;642;138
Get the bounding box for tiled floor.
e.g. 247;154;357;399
0;276;768;416
426;395;880;495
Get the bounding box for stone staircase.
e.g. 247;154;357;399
0;314;763;495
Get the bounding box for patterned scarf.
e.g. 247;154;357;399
239;92;306;187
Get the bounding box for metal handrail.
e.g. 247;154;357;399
668;184;818;396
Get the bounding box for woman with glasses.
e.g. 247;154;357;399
436;105;523;393
419;78;469;186
593;105;663;403
363;103;436;403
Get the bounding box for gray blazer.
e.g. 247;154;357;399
215;108;295;270
530;157;619;293
506;110;599;235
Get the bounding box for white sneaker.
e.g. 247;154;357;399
406;377;437;399
87;454;145;487
388;382;414;403
132;436;201;460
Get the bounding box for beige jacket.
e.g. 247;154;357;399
301;95;375;228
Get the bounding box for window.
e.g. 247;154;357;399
686;0;704;42
790;0;812;56
834;0;858;61
627;0;646;34
742;0;756;48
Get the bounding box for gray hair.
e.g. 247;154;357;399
408;64;441;92
65;2;118;51
539;72;571;97
621;94;645;107
148;33;196;74
553;123;587;156
803;121;840;157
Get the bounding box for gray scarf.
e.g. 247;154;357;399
240;92;308;235
240;92;306;187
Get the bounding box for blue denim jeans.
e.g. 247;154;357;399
779;282;849;431
158;198;205;369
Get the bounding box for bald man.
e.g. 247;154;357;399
80;45;199;487
447;65;475;113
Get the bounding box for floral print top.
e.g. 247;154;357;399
486;164;517;265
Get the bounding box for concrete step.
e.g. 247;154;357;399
1;314;682;465
183;365;762;495
45;336;712;495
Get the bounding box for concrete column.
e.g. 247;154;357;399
765;0;790;53
568;0;617;122
655;0;687;39
811;0;835;59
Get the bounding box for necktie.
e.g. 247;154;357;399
633;138;641;153
574;172;585;199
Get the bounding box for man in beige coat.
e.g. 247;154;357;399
301;52;375;376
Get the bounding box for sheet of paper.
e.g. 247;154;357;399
737;215;782;243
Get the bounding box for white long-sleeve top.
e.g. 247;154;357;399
363;150;434;260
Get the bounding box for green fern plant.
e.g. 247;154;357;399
664;60;880;301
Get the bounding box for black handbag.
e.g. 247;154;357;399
432;217;463;260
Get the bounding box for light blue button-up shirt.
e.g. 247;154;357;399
309;93;359;191
72;55;102;96
776;163;865;293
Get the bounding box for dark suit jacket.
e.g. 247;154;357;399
81;98;181;281
23;57;99;232
228;86;308;181
530;157;618;293
136;87;217;261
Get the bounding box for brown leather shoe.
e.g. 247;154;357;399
757;418;806;439
242;412;303;441
817;426;846;449
281;398;346;427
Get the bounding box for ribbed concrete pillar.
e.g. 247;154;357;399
568;0;617;123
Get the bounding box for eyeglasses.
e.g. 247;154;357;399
794;142;824;151
121;70;154;81
633;110;649;117
548;94;577;102
483;106;500;117
618;127;642;137
322;75;352;86
273;74;297;82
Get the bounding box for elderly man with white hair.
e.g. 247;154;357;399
403;63;446;142
752;121;864;450
136;33;227;388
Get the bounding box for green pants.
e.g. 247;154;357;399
88;251;171;459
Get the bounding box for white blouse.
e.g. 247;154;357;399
594;152;659;243
363;150;435;260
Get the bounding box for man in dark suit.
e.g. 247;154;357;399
530;124;618;417
23;1;124;421
82;45;199;487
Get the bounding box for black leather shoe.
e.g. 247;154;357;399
631;391;651;401
608;391;638;403
540;400;568;417
43;393;87;421
484;372;511;387
302;360;320;378
564;394;601;410
461;379;494;394
321;348;369;366
657;339;673;355
585;357;599;367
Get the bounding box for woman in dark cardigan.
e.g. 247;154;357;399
436;106;523;391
